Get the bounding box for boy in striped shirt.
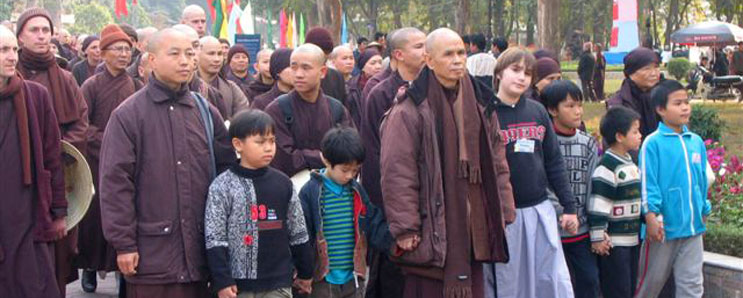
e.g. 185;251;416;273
588;106;643;298
299;127;369;297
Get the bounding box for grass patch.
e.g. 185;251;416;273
582;101;743;157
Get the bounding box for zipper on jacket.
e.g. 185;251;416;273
677;135;696;235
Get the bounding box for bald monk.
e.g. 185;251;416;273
0;25;65;298
99;28;235;298
126;27;157;79
197;36;248;119
15;7;89;295
77;24;144;292
265;43;353;177
361;27;427;298
181;5;207;37
245;49;275;100
380;28;510;298
330;45;355;81
172;24;224;114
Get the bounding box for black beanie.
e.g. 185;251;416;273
270;48;293;80
358;48;381;70
624;47;659;77
227;44;250;64
81;35;99;52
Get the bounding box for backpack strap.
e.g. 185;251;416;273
191;91;216;180
326;96;345;126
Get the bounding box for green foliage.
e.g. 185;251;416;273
689;105;726;141
0;1;12;21
668;58;692;80
70;3;113;35
704;223;743;258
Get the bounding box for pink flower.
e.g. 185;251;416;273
731;186;741;194
705;139;713;146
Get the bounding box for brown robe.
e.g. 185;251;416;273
245;74;274;101
19;54;89;296
99;76;234;287
250;84;286;111
0;79;64;298
264;90;354;177
78;68;142;272
205;74;249;119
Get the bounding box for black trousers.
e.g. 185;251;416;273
598;245;640;298
365;249;405;298
563;237;600;298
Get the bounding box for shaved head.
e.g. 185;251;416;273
181;5;207;37
199;36;220;48
0;26;19;79
0;25;16;44
148;28;188;53
389;27;425;54
256;49;274;62
293;43;326;66
172;24;199;41
425;28;462;54
329;45;353;60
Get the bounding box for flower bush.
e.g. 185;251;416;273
704;139;743;257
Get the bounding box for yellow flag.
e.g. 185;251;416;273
219;0;229;39
286;13;294;48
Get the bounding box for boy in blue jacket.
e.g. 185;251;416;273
299;127;370;298
635;80;711;297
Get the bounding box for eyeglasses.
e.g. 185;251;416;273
107;46;132;54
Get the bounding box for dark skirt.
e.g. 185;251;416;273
126;281;209;298
403;261;484;298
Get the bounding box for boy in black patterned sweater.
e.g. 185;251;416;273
541;80;600;298
205;110;314;298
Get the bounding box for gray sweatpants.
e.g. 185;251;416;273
634;234;704;298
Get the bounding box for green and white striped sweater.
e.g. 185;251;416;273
587;150;642;247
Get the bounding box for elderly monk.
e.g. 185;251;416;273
330;45;355;81
77;24;143;293
251;48;294;111
181;5;207;38
379;28;510;298
224;44;253;95
360;27;426;298
0;25;65;298
71;35;101;86
197;36;249;119
265;43;353;177
99;28;235;298
15;7;89;295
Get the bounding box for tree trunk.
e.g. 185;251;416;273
506;0;517;40
494;0;506;36
526;0;536;45
664;0;679;46
538;0;561;53
428;0;439;31
454;0;470;34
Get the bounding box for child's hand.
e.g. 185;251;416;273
645;213;665;242
560;214;579;235
293;278;313;294
218;285;238;298
591;240;611;256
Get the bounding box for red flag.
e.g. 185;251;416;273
611;27;619;47
115;0;129;18
133;0;138;5
207;0;216;21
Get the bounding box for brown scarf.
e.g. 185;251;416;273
0;73;32;185
428;72;491;298
18;49;81;124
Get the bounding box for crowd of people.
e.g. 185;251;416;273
0;4;711;298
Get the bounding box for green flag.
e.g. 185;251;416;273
299;14;305;44
212;0;224;38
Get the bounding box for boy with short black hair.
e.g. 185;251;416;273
541;80;600;298
299;127;371;298
205;109;314;298
588;106;644;298
635;80;711;297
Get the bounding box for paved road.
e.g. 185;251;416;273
66;271;119;298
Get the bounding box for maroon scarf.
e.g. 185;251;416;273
0;73;32;185
428;73;489;298
18;49;81;124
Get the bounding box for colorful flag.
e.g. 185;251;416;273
299;14;305;44
227;0;243;44
341;12;348;45
239;0;255;34
212;0;224;37
279;9;287;48
218;0;229;39
207;0;216;21
286;13;294;48
292;12;298;47
115;0;128;18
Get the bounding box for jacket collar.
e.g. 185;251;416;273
658;121;691;136
146;75;192;106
